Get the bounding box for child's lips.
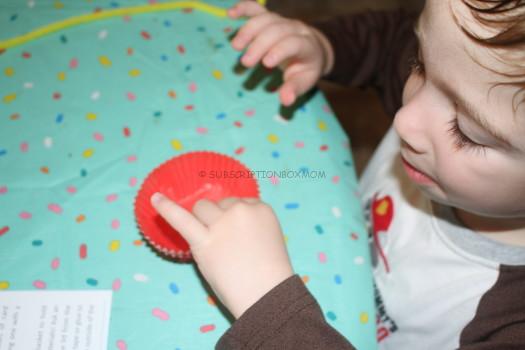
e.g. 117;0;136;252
401;156;436;185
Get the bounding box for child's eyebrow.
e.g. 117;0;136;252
455;92;516;150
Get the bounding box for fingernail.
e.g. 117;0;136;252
151;192;165;206
232;38;243;49
282;93;295;106
241;53;252;65
264;55;275;66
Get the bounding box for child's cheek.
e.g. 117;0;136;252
434;153;494;207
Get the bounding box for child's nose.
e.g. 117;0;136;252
393;98;429;155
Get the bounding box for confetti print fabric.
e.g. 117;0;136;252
0;1;376;349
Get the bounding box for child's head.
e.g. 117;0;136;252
394;0;525;221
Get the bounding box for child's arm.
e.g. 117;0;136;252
151;194;356;349
312;10;419;117
216;275;355;349
228;2;418;117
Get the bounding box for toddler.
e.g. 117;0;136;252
151;0;525;348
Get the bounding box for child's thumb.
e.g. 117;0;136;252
150;193;208;247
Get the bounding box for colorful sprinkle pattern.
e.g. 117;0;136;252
0;1;375;349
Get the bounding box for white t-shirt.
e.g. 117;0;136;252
359;127;525;349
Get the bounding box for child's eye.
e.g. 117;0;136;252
447;119;487;155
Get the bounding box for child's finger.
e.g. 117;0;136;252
228;1;267;19
241;22;297;67
262;36;302;68
280;70;318;106
150;193;208;247
279;84;297;106
231;12;280;51
192;199;224;226
217;197;241;210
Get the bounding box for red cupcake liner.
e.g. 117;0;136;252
135;151;260;261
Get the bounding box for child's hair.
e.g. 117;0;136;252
456;0;525;109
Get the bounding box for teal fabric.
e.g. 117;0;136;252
0;1;377;349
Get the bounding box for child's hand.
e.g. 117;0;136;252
228;1;334;106
151;193;294;319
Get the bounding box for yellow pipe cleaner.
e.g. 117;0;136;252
0;0;266;50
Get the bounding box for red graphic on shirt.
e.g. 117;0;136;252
371;195;394;273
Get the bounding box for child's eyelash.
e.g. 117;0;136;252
447;119;487;156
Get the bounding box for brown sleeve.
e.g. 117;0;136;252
459;265;525;350
215;275;356;350
312;10;419;117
